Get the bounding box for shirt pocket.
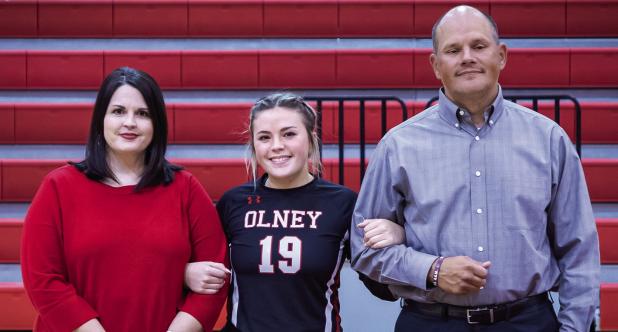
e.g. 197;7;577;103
500;176;550;230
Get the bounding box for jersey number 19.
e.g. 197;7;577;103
258;236;302;274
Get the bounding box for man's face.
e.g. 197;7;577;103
430;10;507;104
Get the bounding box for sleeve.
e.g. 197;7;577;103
547;127;600;332
20;174;99;331
349;136;438;291
179;175;230;330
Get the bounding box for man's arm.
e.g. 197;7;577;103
349;138;438;291
548;127;600;332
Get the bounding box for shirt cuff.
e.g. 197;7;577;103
180;292;226;331
40;295;98;331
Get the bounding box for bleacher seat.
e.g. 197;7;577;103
0;101;616;145
601;283;618;330
2;48;617;89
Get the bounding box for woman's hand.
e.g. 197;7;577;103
73;319;105;332
184;261;231;294
358;218;405;249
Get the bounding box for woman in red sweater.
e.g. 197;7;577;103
21;67;228;332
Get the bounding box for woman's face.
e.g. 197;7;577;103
103;85;154;160
252;107;312;188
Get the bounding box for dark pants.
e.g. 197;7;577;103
394;298;559;332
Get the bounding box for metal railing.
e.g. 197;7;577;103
425;95;582;157
305;96;408;185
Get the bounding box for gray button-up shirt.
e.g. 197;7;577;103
350;87;600;332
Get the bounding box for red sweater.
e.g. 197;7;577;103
21;165;228;332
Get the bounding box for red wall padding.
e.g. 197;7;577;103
38;0;113;37
412;49;439;88
1;101;616;144
413;0;489;37
1;159;615;202
501;48;570;87
263;0;338;37
0;219;22;263
583;159;618;203
0;283;37;330
0;0;37;37
598;219;618;264
571;48;618;87
566;0;618;37
188;0;263;37
104;51;182;88
259;50;337;88
1;1;617;38
491;0;565;37
337;49;415;88
173;103;250;144
338;0;414;37
0;51;27;89
580;103;618;144
113;0;188;37
601;283;618;331
0;105;15;144
1;48;617;89
1;160;65;202
14;103;91;144
0;49;25;87
27;51;104;90
182;51;259;89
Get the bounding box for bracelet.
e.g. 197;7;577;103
431;256;445;287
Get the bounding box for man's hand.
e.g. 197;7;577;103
184;261;230;295
434;256;491;294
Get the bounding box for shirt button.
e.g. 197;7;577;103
455;123;460;128
475;136;480;141
459;110;464;116
476;208;483;214
475;171;481;177
478;246;484;252
489;120;494;125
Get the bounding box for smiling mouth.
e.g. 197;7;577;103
120;133;138;140
457;70;483;76
269;156;291;164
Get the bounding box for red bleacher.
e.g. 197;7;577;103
601;283;618;330
1;0;616;37
1;48;618;89
1;158;616;203
0;101;616;144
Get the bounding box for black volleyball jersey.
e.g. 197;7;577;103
216;176;356;332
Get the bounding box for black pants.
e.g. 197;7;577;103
394;299;559;332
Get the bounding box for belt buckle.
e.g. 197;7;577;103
466;307;494;324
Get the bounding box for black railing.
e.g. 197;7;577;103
305;96;408;185
425;95;582;157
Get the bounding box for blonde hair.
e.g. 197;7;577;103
246;93;322;184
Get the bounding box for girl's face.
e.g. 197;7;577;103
252;107;312;188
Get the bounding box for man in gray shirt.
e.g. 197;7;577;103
350;5;599;332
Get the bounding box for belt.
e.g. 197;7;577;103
403;293;549;325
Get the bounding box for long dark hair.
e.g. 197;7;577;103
72;67;181;191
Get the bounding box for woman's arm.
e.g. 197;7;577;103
178;175;229;330
358;218;405;249
185;261;230;294
21;174;99;331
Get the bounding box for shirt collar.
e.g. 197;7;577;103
437;85;505;129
